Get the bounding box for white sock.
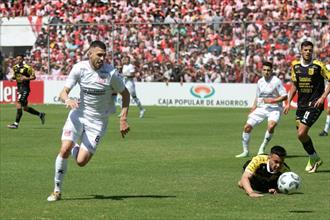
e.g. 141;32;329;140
71;144;80;160
133;97;143;111
324;115;330;132
242;132;250;153
54;154;68;193
259;130;273;151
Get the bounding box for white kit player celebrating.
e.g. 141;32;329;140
236;61;288;158
121;55;145;118
47;41;130;202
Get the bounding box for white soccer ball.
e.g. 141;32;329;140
277;172;301;194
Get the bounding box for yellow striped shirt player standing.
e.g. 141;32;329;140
284;40;330;173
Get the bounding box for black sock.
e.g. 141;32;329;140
25;107;40;116
302;138;316;155
15;108;23;124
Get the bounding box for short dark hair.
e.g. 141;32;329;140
89;40;106;50
270;145;287;157
262;61;273;69
301;40;314;49
16;54;25;58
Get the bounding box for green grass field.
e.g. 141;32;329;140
0;104;329;220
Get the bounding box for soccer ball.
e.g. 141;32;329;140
277;172;301;194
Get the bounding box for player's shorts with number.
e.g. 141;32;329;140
61;109;108;154
247;107;282;127
296;106;322;127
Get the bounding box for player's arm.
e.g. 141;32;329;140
283;83;297;114
314;64;330;108
119;87;130;138
59;86;79;109
239;171;263;198
26;66;36;81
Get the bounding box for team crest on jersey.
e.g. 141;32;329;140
63;130;72;136
308;68;314;75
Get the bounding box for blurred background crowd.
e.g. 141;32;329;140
1;0;329;83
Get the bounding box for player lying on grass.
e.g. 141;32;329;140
238;145;290;198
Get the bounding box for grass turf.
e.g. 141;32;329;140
0;104;329;220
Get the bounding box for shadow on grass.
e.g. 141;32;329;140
65;194;177;201
289;210;314;213
285;155;308;158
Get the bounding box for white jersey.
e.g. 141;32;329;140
122;63;135;78
256;75;287;109
65;60;125;120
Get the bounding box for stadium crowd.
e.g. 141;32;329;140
1;0;329;83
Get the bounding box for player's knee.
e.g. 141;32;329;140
76;160;88;167
23;106;28;111
244;124;253;133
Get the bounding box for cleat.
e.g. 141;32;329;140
47;192;61;202
319;131;328;136
308;159;323;173
235;152;249;158
40;112;46;125
305;159;312;171
139;109;145;118
7;123;18;129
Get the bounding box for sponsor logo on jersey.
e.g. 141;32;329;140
190;85;215;98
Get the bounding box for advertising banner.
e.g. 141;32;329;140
0;80;44;104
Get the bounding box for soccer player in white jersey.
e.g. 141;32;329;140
319;85;330;137
121;55;145;118
236;61;288;158
47;41;130;202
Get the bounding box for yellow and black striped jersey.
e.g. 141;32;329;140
244;155;290;184
12;63;35;91
291;59;330;108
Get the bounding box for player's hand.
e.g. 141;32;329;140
248;191;264;198
268;188;278;194
120;118;130;138
21;76;29;81
65;99;79;109
313;97;325;108
283;104;290;115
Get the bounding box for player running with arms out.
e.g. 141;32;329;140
47;40;130;202
238;145;290;198
236;61;287;158
7;54;45;129
284;40;330;173
120;55;145;118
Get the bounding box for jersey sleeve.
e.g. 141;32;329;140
110;69;126;93
245;156;263;174
320;62;330;81
276;78;287;97
64;64;80;89
290;61;297;83
27;65;35;78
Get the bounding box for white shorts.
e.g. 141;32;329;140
124;78;137;97
61;110;108;154
247;107;282;127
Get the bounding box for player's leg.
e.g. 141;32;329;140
21;91;46;124
47;110;82;202
296;107;323;173
257;110;280;155
236;123;253;158
128;81;145;118
319;107;330;136
73;118;106;166
236;108;265;158
7;93;24;129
